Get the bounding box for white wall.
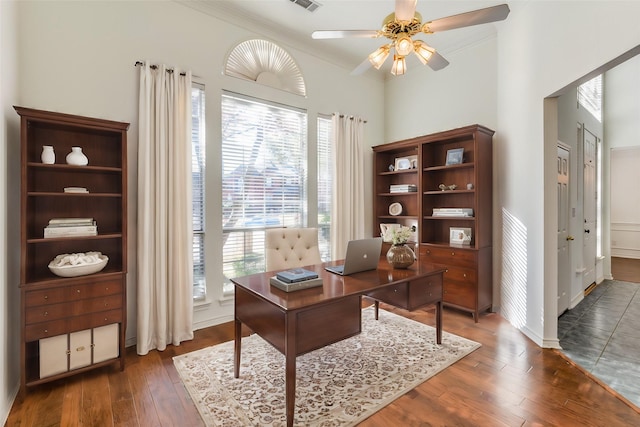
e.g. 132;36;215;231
385;1;640;347
609;147;640;259
1;0;20;423
384;36;498;142
3;0;384;414
605;55;640;260
498;1;640;346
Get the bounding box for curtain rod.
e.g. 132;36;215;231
135;60;191;77
333;113;367;123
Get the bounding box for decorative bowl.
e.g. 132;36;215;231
48;252;108;277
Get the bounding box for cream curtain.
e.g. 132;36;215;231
330;113;366;258
137;63;194;355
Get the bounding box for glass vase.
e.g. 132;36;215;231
386;244;415;269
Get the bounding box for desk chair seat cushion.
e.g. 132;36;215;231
266;228;322;271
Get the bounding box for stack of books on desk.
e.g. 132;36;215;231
432;208;474;217
44;218;97;238
389;184;417;193
270;268;323;292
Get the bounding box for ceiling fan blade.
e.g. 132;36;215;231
350;58;372;76
312;30;379;39
423;4;510;34
395;0;417;21
426;51;449;71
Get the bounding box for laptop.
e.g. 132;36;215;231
325;237;383;275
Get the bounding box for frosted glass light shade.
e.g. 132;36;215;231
391;55;407;75
413;41;435;65
395;35;414;56
368;45;391;69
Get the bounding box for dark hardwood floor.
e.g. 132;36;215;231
7;302;640;426
612;256;640;283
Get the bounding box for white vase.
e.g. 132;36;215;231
66;146;88;166
41;145;55;164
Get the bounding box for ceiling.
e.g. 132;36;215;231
178;0;514;76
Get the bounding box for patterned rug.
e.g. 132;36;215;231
173;308;481;426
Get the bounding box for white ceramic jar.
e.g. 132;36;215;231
41;145;55;164
66;146;88;166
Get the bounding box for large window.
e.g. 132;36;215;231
317;115;332;260
221;93;308;293
192;83;206;300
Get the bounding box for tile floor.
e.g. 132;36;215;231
558;279;640;408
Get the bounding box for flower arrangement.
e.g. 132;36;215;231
386;225;416;245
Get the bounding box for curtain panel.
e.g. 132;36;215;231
330;113;366;259
137;63;194;355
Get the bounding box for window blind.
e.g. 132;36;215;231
317;115;332;261
578;74;602;122
192;83;206;300
221;92;308;290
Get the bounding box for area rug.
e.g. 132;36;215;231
173;307;480;426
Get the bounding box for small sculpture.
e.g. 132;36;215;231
439;183;457;191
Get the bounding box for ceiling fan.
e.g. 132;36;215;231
311;0;510;75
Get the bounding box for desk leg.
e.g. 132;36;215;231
435;300;442;345
374;300;379;320
234;318;241;378
284;313;297;427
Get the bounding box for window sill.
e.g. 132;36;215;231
192;293;234;311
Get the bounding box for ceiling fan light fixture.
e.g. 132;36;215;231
413;40;434;65
391;55;406;75
395;34;414;56
368;45;391;69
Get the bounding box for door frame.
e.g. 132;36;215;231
557;141;572;315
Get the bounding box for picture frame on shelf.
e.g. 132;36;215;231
450;227;472;245
394;157;411;170
445;148;464;165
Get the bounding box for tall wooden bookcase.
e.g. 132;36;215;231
16;106;129;391
373;124;493;321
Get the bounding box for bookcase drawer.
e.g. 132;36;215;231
420;246;477;269
25;308;123;342
25;294;122;324
25;279;123;307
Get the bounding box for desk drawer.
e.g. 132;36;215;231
367;282;408;308
408;275;443;310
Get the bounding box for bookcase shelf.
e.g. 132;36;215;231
372;124;493;322
16;106;129;392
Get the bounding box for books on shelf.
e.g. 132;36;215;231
48;217;94;225
63;187;89;193
432;208;474;217
270;276;323;292
389;184;417;193
44;218;97;238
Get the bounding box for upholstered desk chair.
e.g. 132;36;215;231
265;227;322;271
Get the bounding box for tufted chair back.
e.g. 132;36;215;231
265;228;322;271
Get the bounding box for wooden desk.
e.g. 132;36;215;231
232;259;444;427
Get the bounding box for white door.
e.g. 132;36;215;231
557;144;571;314
583;127;597;289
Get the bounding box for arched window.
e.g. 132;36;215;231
224;39;306;97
